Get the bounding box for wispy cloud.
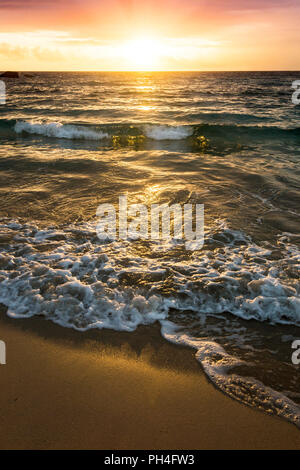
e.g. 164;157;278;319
0;1;299;70
0;0;57;8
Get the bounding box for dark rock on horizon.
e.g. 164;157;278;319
0;71;20;78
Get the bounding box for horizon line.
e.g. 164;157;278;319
1;69;300;73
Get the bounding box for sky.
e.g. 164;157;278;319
0;0;300;71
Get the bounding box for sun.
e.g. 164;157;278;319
121;37;162;70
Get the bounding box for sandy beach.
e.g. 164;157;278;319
0;309;299;450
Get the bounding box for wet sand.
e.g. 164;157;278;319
0;311;299;450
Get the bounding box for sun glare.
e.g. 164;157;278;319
121;38;162;70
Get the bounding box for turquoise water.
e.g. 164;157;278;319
0;72;299;426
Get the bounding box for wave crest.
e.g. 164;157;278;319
14;120;109;141
144;125;193;140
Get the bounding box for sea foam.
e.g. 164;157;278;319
162;322;300;428
14;121;109;140
144;125;193;140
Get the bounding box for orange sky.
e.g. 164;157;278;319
0;0;299;71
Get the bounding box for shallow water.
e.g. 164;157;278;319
0;72;299;426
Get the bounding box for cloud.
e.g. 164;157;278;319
0;0;54;8
1;0;299;70
187;0;299;10
1;0;298;14
0;0;80;9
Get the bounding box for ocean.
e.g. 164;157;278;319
0;71;299;426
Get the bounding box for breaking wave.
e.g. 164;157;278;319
14;120;109;141
144;125;193;140
0;119;299;143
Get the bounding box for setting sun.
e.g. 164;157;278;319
121;38;162;70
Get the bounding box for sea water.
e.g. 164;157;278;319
0;71;299;426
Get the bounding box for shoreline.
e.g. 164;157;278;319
0;310;299;450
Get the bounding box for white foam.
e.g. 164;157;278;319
161;321;300;428
14;120;195;142
14;121;109;140
144;125;193;140
0;219;299;327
